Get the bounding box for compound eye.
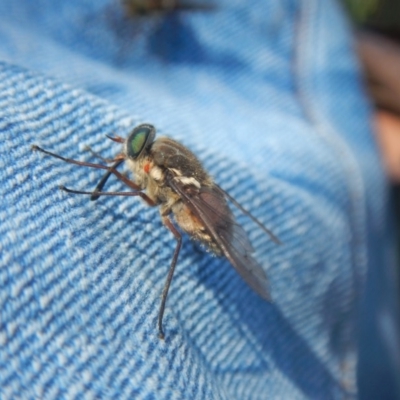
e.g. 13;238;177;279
127;124;156;159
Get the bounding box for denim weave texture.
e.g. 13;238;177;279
0;0;395;399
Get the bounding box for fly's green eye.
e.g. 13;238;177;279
127;124;156;159
131;130;147;155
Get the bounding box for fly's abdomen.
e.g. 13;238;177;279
171;187;233;256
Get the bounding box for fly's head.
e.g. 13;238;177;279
121;124;157;184
124;124;156;160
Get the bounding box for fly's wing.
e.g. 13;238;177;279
168;178;271;301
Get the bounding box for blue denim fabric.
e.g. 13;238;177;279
0;0;398;399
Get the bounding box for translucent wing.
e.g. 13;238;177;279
168;178;271;301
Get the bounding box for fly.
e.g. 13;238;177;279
32;124;280;339
121;0;214;16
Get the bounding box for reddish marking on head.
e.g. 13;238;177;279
143;163;150;174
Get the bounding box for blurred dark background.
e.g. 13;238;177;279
343;0;400;197
342;3;400;400
343;0;400;35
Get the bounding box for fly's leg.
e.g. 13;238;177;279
158;216;182;340
60;186;156;206
32;145;140;192
84;145;115;164
90;159;124;201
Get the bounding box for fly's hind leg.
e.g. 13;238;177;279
158;216;182;340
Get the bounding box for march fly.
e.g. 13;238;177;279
32;124;280;339
121;0;214;16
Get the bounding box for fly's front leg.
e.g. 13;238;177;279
90;159;124;201
83;148;127;201
60;186;156;206
32;145;142;192
158;216;182;340
84;145;116;164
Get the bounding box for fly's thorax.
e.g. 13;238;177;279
125;157;146;188
150;137;212;186
173;175;201;189
128;153;181;208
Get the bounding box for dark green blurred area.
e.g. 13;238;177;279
343;0;380;22
343;0;400;35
